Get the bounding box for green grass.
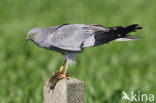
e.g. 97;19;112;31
0;0;156;103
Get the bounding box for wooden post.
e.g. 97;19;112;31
44;77;84;103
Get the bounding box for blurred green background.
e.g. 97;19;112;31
0;0;156;103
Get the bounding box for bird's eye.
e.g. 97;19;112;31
32;33;36;37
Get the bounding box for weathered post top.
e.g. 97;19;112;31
44;77;84;103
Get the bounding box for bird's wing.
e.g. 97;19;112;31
49;24;142;51
49;24;95;51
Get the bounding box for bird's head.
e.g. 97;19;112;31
26;28;44;42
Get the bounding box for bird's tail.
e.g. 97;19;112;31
114;24;142;41
93;24;143;46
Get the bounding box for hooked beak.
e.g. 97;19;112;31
26;35;30;41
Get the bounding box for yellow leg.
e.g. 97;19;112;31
59;66;64;72
64;61;69;74
59;60;66;72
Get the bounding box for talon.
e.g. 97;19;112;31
59;73;69;79
47;60;69;89
47;71;69;89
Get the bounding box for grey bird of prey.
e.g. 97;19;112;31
26;24;142;87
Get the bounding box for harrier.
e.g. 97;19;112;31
26;24;142;87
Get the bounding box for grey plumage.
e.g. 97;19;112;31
26;24;142;64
